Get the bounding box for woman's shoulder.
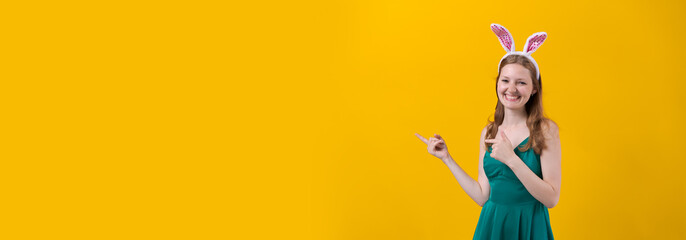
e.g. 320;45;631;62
541;118;559;138
543;118;558;130
479;123;492;144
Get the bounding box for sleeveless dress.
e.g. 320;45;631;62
473;136;554;240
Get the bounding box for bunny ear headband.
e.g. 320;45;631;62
491;23;547;80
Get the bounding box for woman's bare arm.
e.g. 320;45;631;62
442;127;491;206
506;121;562;208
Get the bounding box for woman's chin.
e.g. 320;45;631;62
501;101;525;110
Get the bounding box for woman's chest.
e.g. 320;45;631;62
483;146;543;179
497;126;530;149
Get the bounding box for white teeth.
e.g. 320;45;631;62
505;95;520;101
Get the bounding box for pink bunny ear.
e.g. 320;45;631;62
491;23;515;52
523;32;547;55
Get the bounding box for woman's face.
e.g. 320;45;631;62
497;63;537;110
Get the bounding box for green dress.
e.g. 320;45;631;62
473;136;554;240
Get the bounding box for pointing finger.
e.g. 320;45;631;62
484;139;498;143
500;130;509;140
415;133;429;144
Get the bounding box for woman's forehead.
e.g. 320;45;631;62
501;64;532;79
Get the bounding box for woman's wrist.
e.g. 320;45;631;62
505;153;521;169
441;154;454;164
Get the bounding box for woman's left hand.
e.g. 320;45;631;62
484;129;518;166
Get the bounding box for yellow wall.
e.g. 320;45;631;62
3;0;685;239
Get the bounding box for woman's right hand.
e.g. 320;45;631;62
415;133;451;161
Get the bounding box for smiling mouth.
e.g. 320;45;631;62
504;94;521;102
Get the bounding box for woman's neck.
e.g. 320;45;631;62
501;107;528;128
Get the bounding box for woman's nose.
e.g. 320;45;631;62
507;83;517;92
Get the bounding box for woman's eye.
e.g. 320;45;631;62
501;79;508;82
518;82;526;85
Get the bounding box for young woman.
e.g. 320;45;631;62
415;24;561;239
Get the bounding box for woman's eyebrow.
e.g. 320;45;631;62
502;76;525;80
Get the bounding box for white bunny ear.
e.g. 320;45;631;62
491;23;515;52
523;32;547;55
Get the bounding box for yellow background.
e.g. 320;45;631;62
2;0;685;239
